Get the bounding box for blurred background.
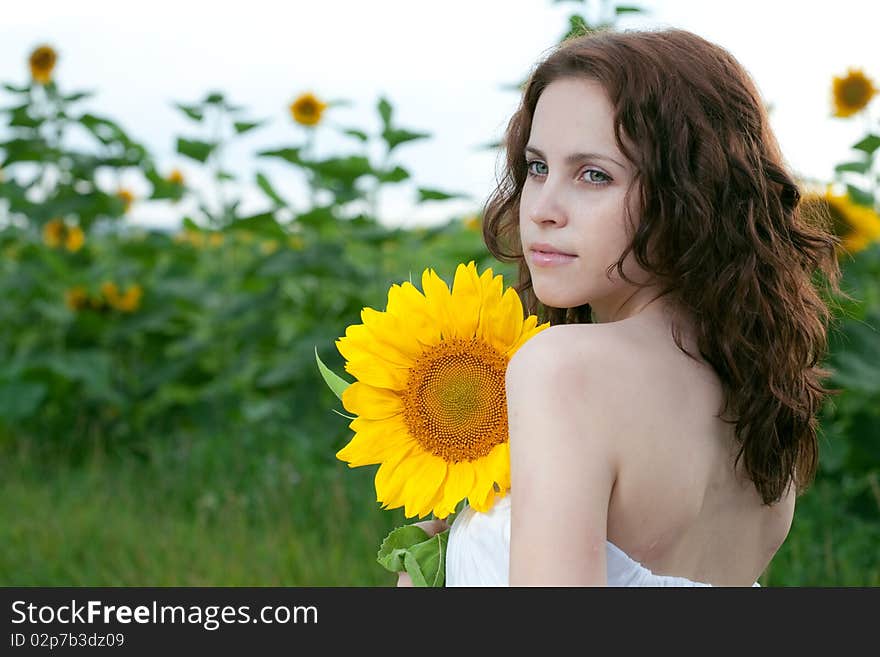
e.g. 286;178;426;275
1;0;878;585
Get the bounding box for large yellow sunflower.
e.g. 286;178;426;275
335;261;548;519
832;68;876;118
800;186;880;256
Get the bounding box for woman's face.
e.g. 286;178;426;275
519;77;654;322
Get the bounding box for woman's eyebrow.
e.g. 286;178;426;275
524;144;625;170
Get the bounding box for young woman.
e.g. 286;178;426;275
399;27;843;586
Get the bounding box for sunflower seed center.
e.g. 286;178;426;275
402;337;508;463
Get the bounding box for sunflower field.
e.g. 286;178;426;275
1;5;879;586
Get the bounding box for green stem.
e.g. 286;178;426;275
369;147;390;222
30;83;52;205
866;105;878;211
213;105;227;227
304;128;316;208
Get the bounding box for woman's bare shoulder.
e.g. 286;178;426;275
510;322;622;364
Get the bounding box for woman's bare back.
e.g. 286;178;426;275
562;310;796;586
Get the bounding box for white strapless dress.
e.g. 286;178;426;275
446;494;761;587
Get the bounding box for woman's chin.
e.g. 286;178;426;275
534;291;585;309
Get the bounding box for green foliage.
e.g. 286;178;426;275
377;525;448;587
315;347;352;402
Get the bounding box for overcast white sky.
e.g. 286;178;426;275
1;0;878;230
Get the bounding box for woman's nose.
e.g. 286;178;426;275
526;184;568;227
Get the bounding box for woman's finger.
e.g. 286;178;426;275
412;518;450;537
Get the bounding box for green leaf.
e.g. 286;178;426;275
255;172;288;207
475;139;502;151
342;128;370;142
564;14;594;39
377;526;427;572
204;91;225;105
234;120;265;135
853;134;880;155
8;105;41;128
0;137;58;168
835;161;871;174
182;216;202;231
615;5;644;14
416;187;470;202
381;127;431;152
377;525;448;587
828;317;880;394
256;147;303;165
0;381;47;420
378;96;393;130
294;206;336;228
376;165;410;184
2;82;31;93
177;137;217;163
846;184;875;208
314;347;351;401
305;155;373;184
174;103;204;122
228;211;287;239
78;113;129;145
144;166;185;201
40;351;124;404
62;90;95;103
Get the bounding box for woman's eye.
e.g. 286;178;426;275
526;160;547;175
583;169;610;184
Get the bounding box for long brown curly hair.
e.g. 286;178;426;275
482;27;847;506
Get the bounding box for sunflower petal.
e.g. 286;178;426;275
385;282;443;347
468;476;499;513
336;421;416;467
421;268;454;338
341;382;403;419
341;321;414;368
335;333;398;371
374;442;420;506
434;460;475;518
348;413;408;440
475;272;504;337
448;261;482;339
466;451;504;513
343;357;410;391
359;307;425;360
484;287;525;353
401;454;448;518
506;316;549;357
376;448;434;511
487;442;511;491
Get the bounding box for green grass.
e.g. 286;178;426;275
0;428;409;586
2;428;877;586
762;476;880;587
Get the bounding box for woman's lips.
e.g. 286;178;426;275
529;248;577;266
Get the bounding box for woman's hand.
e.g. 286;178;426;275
395;518;450;587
